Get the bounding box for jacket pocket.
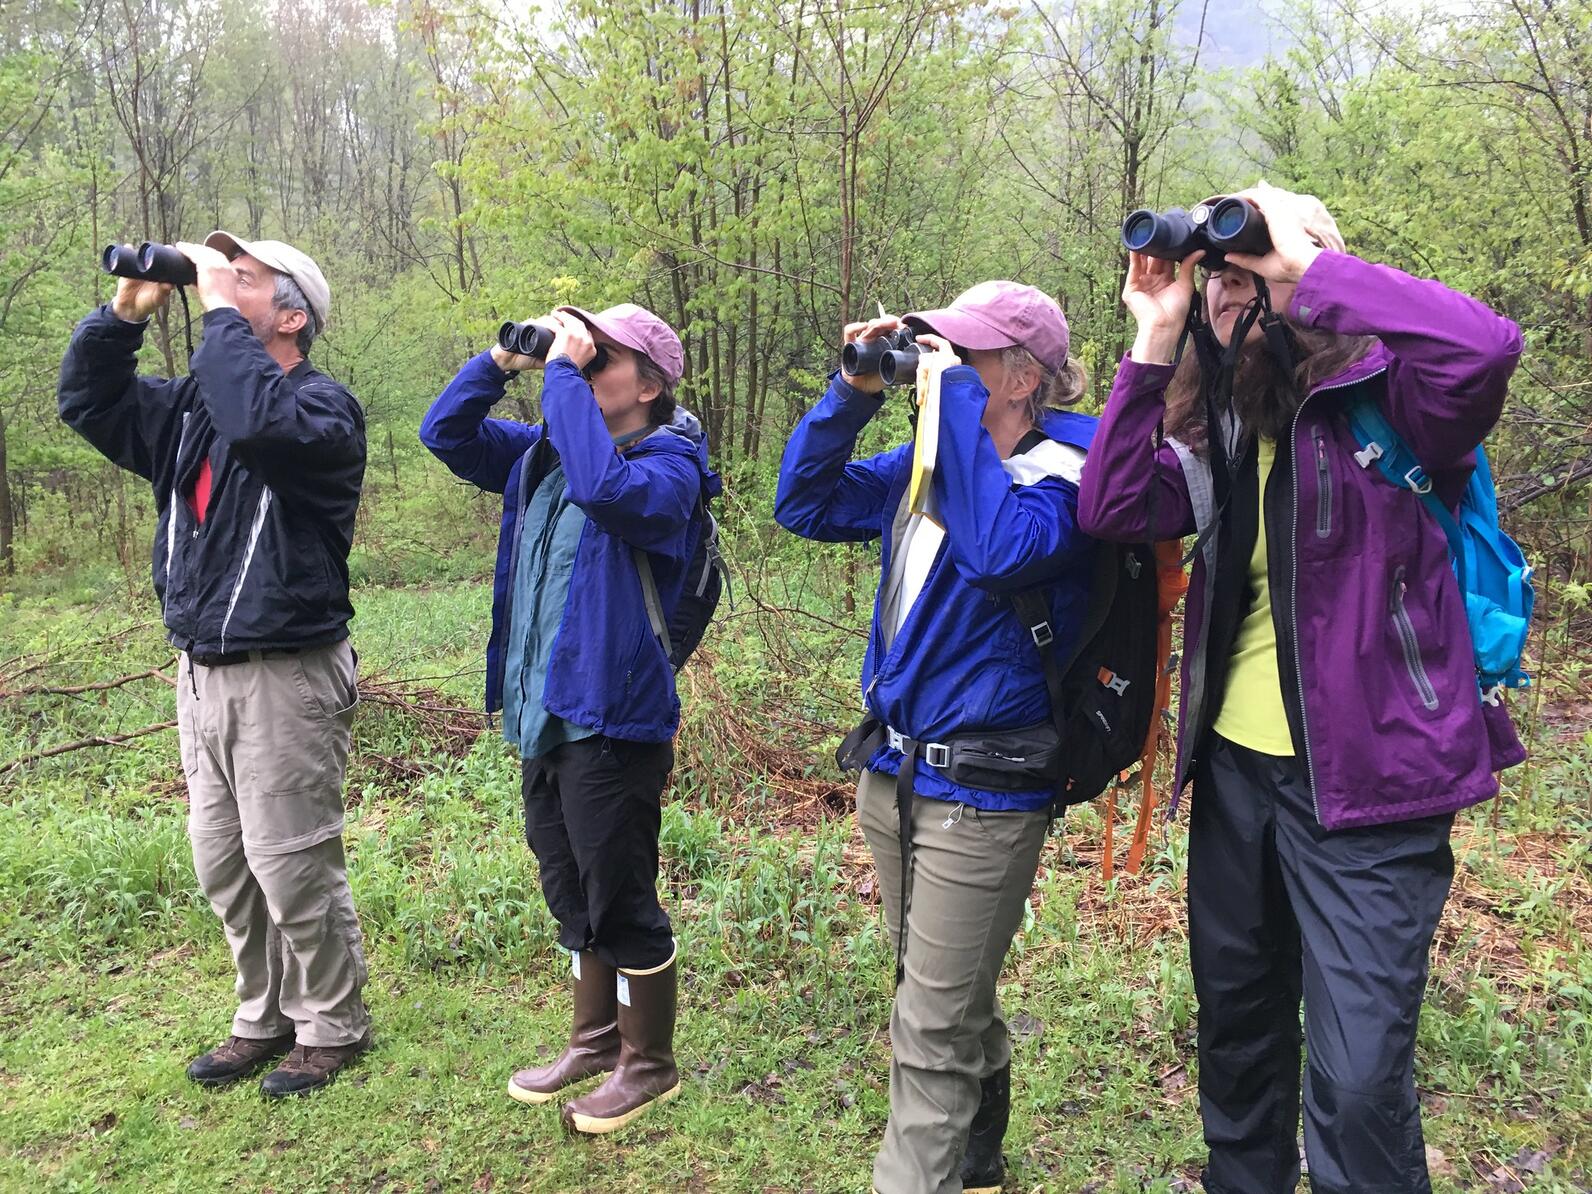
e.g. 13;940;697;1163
1314;430;1333;539
1389;566;1439;711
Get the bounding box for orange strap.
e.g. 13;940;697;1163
1123;541;1188;877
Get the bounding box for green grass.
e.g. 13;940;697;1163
1;568;1590;1192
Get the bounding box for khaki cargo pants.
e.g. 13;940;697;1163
856;768;1049;1194
177;641;370;1047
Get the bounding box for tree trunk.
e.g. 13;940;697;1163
0;410;14;576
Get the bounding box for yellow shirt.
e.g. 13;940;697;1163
1212;437;1296;756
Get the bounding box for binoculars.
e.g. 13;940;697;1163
101;242;198;286
497;319;556;359
842;326;920;387
1120;196;1271;270
497;319;610;376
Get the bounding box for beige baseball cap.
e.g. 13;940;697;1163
205;231;331;328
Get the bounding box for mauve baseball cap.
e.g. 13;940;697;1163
905;281;1069;373
558;303;684;384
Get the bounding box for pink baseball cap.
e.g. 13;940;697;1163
905;281;1069;373
557;303;684;384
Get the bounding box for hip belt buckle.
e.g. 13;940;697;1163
884;725;951;769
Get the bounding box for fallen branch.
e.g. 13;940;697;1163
0;660;177;700
0;721;178;776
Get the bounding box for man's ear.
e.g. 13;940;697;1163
277;307;308;340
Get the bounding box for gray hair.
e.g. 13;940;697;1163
272;271;319;356
1001;345;1088;426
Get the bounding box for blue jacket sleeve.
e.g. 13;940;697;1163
57;306;186;485
933;365;1092;593
420;349;543;495
775;373;908;542
541;358;698;553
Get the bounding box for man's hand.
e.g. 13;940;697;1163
110;275;173;323
175;241;240;313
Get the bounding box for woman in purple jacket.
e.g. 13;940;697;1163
1077;184;1524;1194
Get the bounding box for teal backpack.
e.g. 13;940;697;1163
1345;395;1533;704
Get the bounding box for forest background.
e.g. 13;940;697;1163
2;0;1591;1188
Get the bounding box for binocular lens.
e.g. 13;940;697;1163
1208;199;1249;240
878;346;921;387
1121;211;1158;252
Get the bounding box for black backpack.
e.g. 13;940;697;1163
1011;538;1160;809
632;494;727;670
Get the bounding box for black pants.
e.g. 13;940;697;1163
523;735;675;971
1189;734;1455;1194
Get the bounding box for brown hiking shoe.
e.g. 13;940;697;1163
187;1032;297;1088
259;1030;373;1098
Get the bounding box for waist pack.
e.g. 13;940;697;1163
835;717;1062;793
1344;394;1533;702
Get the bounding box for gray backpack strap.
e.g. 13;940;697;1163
632;546;675;660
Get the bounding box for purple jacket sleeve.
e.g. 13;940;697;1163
1076;357;1197;542
542;357;698;554
1289;251;1522;470
932;365;1092;591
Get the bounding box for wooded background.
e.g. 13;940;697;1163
2;0;1590;591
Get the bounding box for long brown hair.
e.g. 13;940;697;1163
1165;317;1377;450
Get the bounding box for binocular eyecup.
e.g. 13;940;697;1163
101;242;198;286
1120;196;1272;270
842;327;920;387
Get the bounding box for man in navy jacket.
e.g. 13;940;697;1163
421;304;715;1136
777;282;1097;1194
59;233;370;1097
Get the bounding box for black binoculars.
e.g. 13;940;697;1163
101;242;198;286
497;319;556;359
497;319;610;377
842;326;921;387
1120;196;1271;270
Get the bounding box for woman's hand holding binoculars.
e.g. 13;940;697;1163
1220;183;1327;286
841;315;905;394
1123;250;1203;365
492;310;598;374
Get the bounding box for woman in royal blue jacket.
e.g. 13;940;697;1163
777;282;1096;1194
421;305;716;1137
1079;184;1524;1193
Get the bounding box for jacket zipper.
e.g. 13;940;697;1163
1286;366;1388;823
1390;565;1439;710
1314;430;1332;538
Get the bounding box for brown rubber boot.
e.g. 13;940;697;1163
508;950;619;1105
561;946;681;1135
